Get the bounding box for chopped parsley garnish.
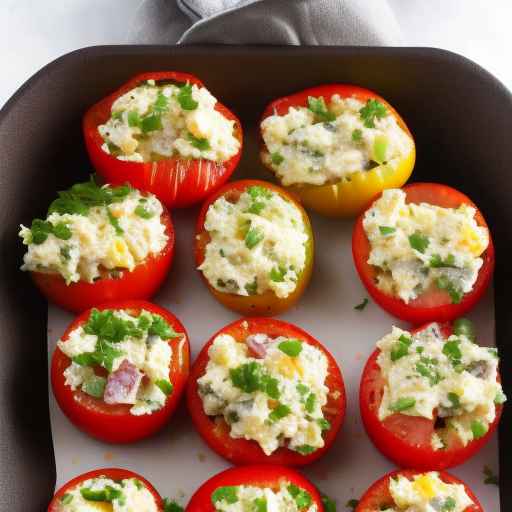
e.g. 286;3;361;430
153;91;169;114
447;392;460;409
453;318;476;342
408;232;429;253
441;497;456;511
247;186;272;200
127;111;141;127
80;486;123;502
359;99;387;128
47;175;132;217
271;152;284;165
278;339;303;357
354;298;369;311
248;201;266;215
268;403;291;422
253;497;268;512
211;486;238;505
60;245;71;261
60;493;73;504
83;375;107;398
134;200;155;219
430;253;456;268
297;383;309;396
317;418;331;431
270;266;287;282
177;83;198;111
141;113;163;133
416;357;442;385
230;362;280;399
163;499;184;512
379;226;396;236
155;379;174;396
389;396;416;412
390;334;412;362
287;484;312;508
352;129;363;141
442;339;463;368
305;393;316;413
471;420;488;439
245;227;264;249
72;340;123;372
483;465;499;486
148;314;180;339
436;276;463;304
244;278;258;296
187;132;211;151
307;96;336;122
294;444;316;455
107;208;124;235
27;219;72;245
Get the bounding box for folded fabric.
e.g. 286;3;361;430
129;0;403;45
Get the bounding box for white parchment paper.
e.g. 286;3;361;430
48;207;501;509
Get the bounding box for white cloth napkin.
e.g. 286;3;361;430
130;0;403;46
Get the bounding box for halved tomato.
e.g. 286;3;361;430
187;317;345;466
260;84;416;217
356;469;482;512
359;322;503;470
83;71;243;209
31;207;174;314
352;183;494;324
51;300;189;443
195;179;314;316
186;465;324;512
48;468;164;511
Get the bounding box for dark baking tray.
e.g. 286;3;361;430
0;45;510;510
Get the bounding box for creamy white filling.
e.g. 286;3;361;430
261;95;413;186
58;309;180;416
198;186;308;299
376;323;505;449
385;472;473;512
98;80;239;163
19;189;167;284
213;482;318;512
197;332;329;456
57;476;158;512
363;188;489;303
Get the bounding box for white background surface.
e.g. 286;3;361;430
1;0;511;108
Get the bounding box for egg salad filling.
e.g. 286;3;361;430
380;472;474;512
211;482;317;512
198;186;308;299
19;177;168;284
56;476;158;512
363;188;489;304
198;332;330;456
98;79;240;163
58;308;184;416
376;322;506;450
261;95;412;187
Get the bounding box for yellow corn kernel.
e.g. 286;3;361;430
412;475;437;500
106;238;134;269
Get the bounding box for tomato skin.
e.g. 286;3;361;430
352;182;495;324
187;317;346;466
355;469;483;512
83;71;243;209
359;321;503;470
31;208;175;314
259;84;415;217
195;179;314;316
51;300;190;444
186;465;324;512
48;467;164;511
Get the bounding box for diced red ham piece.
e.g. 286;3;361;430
104;359;143;405
246;335;268;359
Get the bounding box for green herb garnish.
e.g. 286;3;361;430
155;379;174;396
177;84;198;111
83;375;107;398
352;129;362;141
471;420;488;439
287;484;312;508
390;397;416;412
408;232;429;253
379;226;396;236
268;403;291;422
245;227;264;249
278;339;303;357
187;132;211;151
211;486;238;505
271;152;284;165
354;298;369;311
307;96;336;122
359;99;387;128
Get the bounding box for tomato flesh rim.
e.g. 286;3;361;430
187;317;345;465
352;182;495;322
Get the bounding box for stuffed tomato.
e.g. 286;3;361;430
51;300;189;443
195;179;314;316
260;84;415;217
19;176;174;313
359;320;505;470
187;317;345;466
356;469;482;512
48;468;165;511
84;71;243;209
352;183;494;324
187;465;324;512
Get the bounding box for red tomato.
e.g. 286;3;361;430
352;182;495;324
359;322;503;470
356;469;483;512
51;300;190;443
195;179;314;316
187;317;346;466
83;71;243;209
48;467;164;511
259;84;416;218
31;208;175;313
186;465;324;512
